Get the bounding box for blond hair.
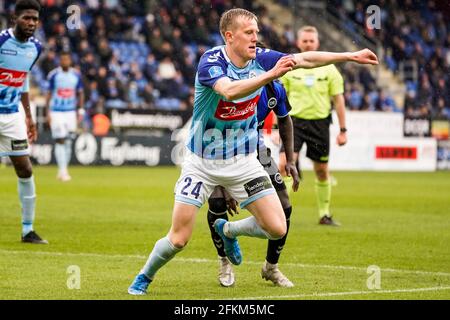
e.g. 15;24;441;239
219;8;258;41
297;25;319;38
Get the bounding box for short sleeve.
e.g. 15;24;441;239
76;74;84;90
273;81;291;117
197;52;228;88
328;65;344;96
22;75;30;93
255;48;286;71
30;37;43;71
280;74;290;94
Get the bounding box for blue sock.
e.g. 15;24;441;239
225;216;276;240
54;143;67;174
140;236;182;280
18;176;36;236
64;139;72;167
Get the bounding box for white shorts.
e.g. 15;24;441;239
174;149;276;209
50;111;77;139
0;113;29;157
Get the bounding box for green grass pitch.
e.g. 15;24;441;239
0;166;449;300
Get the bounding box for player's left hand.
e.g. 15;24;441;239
336;132;347;146
350;48;379;65
26;117;38;143
285;162;300;192
225;196;239;216
219;186;239;216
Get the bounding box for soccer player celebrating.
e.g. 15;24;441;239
279;26;349;226
45;51;84;182
207;79;299;287
128;8;378;295
0;0;47;244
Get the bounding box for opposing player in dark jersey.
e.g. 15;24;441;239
207;79;299;287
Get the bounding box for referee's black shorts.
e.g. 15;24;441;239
281;116;331;163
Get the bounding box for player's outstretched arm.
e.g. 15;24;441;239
213;56;296;101
293;48;379;69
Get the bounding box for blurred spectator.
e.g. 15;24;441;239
104;78;127;109
373;89;397;112
128;81;143;109
97;38;113;67
40;50;58;77
141;83;158;110
157;56;177;81
14;0;406;128
325;0;450;119
347;84;364;110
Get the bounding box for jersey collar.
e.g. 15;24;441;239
221;46;251;70
8;28;30;43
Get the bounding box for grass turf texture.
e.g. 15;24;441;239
0;166;449;300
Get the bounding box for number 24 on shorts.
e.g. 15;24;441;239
181;177;203;199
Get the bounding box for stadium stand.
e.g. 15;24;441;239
326;0;450;119
2;0;443;126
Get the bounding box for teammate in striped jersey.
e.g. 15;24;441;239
0;0;47;244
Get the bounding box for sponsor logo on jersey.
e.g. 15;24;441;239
274;172;283;184
57;88;75;98
215;95;260;121
208;66;223;78
244;176;272;197
11;139;28;151
0;67;27;87
0;49;17;56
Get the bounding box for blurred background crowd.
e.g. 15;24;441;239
0;0;448;125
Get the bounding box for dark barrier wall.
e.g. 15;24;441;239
30;132;178;166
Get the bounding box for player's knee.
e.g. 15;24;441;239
168;228;191;248
315;168;328;181
15;164;33;179
267;219;287;240
170;237;189;249
269;226;286;240
208;197;227;214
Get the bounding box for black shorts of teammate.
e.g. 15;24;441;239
281;116;331;163
257;145;286;192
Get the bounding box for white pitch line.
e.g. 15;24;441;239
229;286;450;300
1;249;450;278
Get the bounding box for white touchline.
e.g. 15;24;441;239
1;249;450;278
228;286;450;300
